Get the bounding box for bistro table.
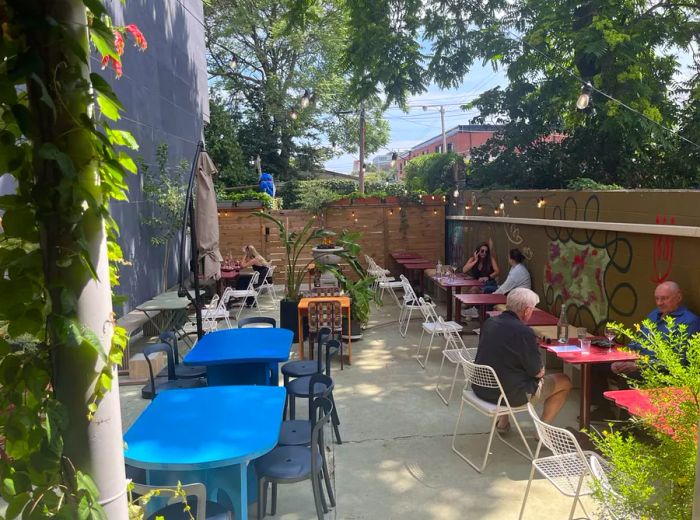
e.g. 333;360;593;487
183;328;293;385
454;293;507;325
403;261;437;296
136;297;192;343
604;387;691;436
487;308;560;326
297;296;352;364
124;385;285;519
430;274;484;321
390;251;420;259
542;340;638;429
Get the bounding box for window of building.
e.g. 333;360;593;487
434;145;441;153
447;143;453;152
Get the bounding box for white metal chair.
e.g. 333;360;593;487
452;360;534;473
398;275;425;337
415;299;463;368
257;263;278;302
131;481;233;519
376;271;403;306
589;456;638;520
434;322;476;404
519;403;606;520
231;271;261;320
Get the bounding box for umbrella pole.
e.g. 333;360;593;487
180;141;205;339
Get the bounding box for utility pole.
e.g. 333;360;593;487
359;105;366;193
440;105;447;153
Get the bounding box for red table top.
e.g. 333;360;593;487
541;339;639;364
220;269;239;279
391;251;420;259
454;293;507;306
605;388;693;437
431;275;484;288
404;262;436;270
395;257;429;265
487;308;559;326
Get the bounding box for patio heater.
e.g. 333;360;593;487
178;141;205;339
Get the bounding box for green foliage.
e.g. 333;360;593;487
280;179;416;209
590;318;700;520
204;94;258;190
0;1;145;517
206;0;389;180
567;178;624;191
253;212;332;300
296;186;342;214
404;152;467;193
217;189;274;209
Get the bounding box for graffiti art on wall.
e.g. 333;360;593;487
544;195;637;331
651;215;675;284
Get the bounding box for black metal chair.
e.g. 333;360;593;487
286;339;342;444
255;397;335;520
140;343;206;400
281;327;331;418
158;331;206;379
238;316;277;328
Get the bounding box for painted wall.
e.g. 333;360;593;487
103;0;209;314
446;190;700;332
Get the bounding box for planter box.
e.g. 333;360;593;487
330;198;351;206
383;196;400;204
217;201;235;209
352;196;381;205
236;200;263;208
421;194;444;204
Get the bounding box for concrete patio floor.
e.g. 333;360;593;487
120;292;601;519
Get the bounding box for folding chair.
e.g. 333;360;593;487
415;298;462;368
452;360;534;472
519;403;607;520
398;275;424;337
434;321;476;404
231;271;261;320
376;271;403;306
257;263;278;302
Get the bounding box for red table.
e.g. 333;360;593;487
403;262;437;295
430;274;484;321
604;387;692;437
487;308;559;326
395;257;429;266
542;341;638;429
218;268;239;296
454;293;507;325
391;251;420;259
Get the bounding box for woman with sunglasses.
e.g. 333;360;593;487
462;240;500;294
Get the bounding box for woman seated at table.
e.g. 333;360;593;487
237;245;270;305
462;240;500;294
494;249;531;294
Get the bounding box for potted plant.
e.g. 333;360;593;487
321;230;380;340
253;212;332;340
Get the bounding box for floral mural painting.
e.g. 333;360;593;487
545;241;610;322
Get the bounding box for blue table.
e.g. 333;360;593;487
124;385;286;519
183;328;293;386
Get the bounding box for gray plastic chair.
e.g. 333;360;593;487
255;397;335;520
159;331;206;379
140;343;206;400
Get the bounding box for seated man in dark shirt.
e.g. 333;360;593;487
473;288;572;430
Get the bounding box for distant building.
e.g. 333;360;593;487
372;153;394;171
397;125;500;179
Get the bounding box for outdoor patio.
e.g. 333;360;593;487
120;290;595;519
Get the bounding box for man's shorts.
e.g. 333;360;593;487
527;374;556;405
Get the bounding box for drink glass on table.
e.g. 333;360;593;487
605;326;616;348
580;338;591;355
577;327;587;341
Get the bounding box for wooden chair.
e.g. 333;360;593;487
311;286;341;297
308;299;344;369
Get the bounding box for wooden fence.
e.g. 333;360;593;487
218;201;446;279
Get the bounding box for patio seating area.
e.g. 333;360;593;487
120;286;598;519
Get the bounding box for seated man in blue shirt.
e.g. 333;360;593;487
591;281;700;417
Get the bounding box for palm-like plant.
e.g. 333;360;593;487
253;212;332;301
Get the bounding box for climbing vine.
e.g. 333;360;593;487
0;0;145;517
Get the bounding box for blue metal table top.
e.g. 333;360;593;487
124;386;286;471
183;328;293;366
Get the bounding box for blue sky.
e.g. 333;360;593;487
324;63;508;174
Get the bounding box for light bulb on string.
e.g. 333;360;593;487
513;196;520;204
576;82;593;110
477;204;482;211
300;90;311;109
499;199;505;210
453;188;459;198
290;110;298;120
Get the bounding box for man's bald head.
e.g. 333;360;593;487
655;281;683;315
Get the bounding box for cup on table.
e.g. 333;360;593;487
577;327;587;340
580;338;591;355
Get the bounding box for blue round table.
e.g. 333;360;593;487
183;328;293;385
124;385;286;518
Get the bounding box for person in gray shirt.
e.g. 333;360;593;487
473;288;572;431
494;249;531;294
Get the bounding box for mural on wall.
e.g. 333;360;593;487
544;195;637;330
651;214;675;284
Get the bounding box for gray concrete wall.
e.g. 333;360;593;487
101;0;209;314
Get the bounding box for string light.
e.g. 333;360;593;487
493;208;499;215
300;89;311;108
290;110;298;120
389;209;394;215
499;199;505;210
452;202;456;206
354;217;358;222
476;203;482;211
433;209;437;215
513;196;520;204
229;55;238;69
465;204;471;210
537;197;546;209
576;82;593;110
390;151;398;168
453;188;459;197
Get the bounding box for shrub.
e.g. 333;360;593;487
567;177;624;190
217;189;273;209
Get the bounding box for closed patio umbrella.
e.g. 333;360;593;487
195;150;222;280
